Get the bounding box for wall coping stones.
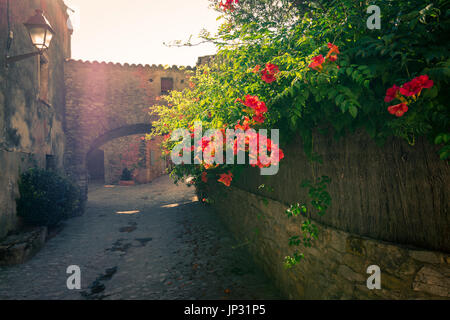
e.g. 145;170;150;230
64;59;195;71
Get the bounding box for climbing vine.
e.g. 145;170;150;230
149;0;450;266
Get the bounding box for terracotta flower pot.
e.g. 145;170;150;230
119;180;135;186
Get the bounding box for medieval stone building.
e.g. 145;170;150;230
0;0;71;238
0;0;192;238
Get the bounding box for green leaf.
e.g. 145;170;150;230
349;105;358;118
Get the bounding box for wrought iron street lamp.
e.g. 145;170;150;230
5;9;55;65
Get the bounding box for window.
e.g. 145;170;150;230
161;77;173;95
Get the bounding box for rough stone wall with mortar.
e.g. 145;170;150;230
207;184;450;299
205;131;449;299
100;134;166;184
64;60;191;196
0;0;71;238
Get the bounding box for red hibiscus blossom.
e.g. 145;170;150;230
388;103;409;117
309;55;325;70
384;85;400;102
218;172;233;187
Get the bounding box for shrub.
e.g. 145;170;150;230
120;168;133;181
16;168;81;227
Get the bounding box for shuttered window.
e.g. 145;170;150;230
161;77;173;95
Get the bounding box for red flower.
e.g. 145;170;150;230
415;75;434;89
399;75;434;97
388;103;408;117
253;113;266;123
328;55;338;62
197;136;211;152
309;55;325;70
234;116;252;131
241;95;268;114
399;81;420;97
201;171;208;183
261;72;276;83
327;42;340;55
254;101;267;114
385;85;400;102
260;63;280;84
219;0;238;11
218;172;233;187
265;63;279;74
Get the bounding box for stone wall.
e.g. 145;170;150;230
100;134;167;184
205;130;449;299
207;184;450;299
0;0;71;239
64;60;190;197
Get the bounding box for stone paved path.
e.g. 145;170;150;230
0;176;282;300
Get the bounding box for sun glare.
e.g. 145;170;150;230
63;0;221;66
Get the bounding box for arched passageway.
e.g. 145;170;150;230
64;60;190;200
84;124;167;185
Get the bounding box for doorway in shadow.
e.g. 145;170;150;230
87;148;105;182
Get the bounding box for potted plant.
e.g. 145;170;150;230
119;168;135;186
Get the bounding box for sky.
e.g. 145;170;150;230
63;0;222;67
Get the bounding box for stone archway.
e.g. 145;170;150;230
86;124;166;185
86;124;152;184
63;59;191;201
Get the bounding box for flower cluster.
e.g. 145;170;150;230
237;95;268;123
218;171;233;186
219;0;239;11
385;75;434;117
254;63;280;84
232;131;285;169
309;43;340;71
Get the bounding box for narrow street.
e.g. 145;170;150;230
0;176;281;300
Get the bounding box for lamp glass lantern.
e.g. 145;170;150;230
24;9;55;52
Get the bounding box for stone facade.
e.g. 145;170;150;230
207;184;450;299
100;134;167;184
64;60;191;197
0;0;72;239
